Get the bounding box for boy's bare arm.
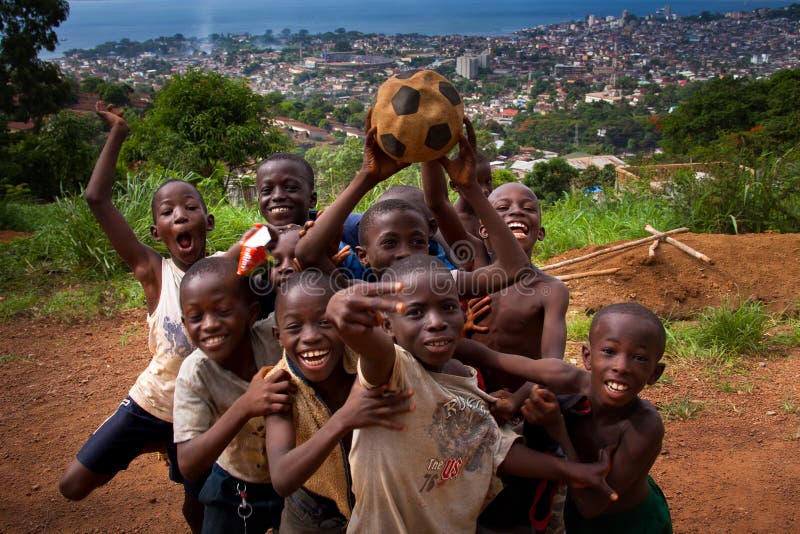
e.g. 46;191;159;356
570;409;664;518
421;161;486;270
540;279;569;358
498;442;617;502
266;382;412;496
294;112;407;270
177;368;293;481
456;339;587;394
439;131;530;298
327;281;404;386
84;102;162;300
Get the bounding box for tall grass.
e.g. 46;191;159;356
663;155;800;234
534;190;681;262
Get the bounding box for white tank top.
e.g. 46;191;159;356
129;258;194;422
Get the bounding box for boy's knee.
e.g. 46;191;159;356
59;461;110;500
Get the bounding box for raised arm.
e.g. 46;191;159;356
294;110;407;271
439;130;531;298
421;161;488;270
540;279;570;358
326;281;404;386
84;102;162;301
177;368;293;481
455;339;588;395
266;382;412;496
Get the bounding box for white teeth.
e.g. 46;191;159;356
299;349;329;367
205;336;226;346
508;223;529;237
270;207;290;213
426;340;450;347
606;381;629;392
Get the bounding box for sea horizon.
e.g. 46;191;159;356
48;0;794;57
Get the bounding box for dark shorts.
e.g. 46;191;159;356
75;396;206;498
199;463;283;534
565;476;673;534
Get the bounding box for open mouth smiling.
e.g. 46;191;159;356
298;348;330;368
507;222;529;238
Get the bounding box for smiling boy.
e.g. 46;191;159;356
173;257;294;533
459;302;672;533
327;255;617;533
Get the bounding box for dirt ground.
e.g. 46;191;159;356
0;231;798;532
549;232;800;318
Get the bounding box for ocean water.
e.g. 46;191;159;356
51;0;793;55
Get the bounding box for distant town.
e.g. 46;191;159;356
53;4;800;164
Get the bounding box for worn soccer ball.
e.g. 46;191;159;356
372;70;464;163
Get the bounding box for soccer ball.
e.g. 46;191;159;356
372;70;464;163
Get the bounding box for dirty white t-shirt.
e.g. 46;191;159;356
347;345;517;533
129;258;194;422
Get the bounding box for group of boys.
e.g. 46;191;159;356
57;101;672;534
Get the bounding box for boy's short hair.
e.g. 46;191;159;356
590;302;666;355
380;254;450;284
262;152;315;190
151;179;207;221
379;185;435;223
274;270;344;318
358;198;427;244
180;256;254;305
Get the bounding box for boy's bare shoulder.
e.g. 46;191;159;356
515;268;568;302
627;398;665;441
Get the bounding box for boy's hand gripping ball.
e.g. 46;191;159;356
372;70;464;163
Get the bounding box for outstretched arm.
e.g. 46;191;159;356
294;110;408;271
177;368;293;481
455;339;588;395
266;382;413;496
439;129;530;298
84;102;162;307
498;442;617;502
327;281;404;386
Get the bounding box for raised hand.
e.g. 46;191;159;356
437;126;477;191
95;100;129;134
360;108;410;184
240;367;295;418
462;296;490;336
335;382;415;431
328;280;405;331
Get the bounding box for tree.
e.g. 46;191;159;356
121;69;289;176
3;111;103;198
522;158;579;203
492;169;517;186
0;0;72;128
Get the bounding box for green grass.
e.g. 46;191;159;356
695;297;770;356
534;190;681;262
0;354;32;364
658;396;704;421
566;312;592;342
781;398;798;415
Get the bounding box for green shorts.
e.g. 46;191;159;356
565;476;672;534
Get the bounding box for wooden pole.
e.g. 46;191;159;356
644;224;713;264
541;227;690;271
555;268;621;281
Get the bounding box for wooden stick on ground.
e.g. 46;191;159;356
644;224;713;264
555;268;621;281
541;227;690;271
648;239;660;258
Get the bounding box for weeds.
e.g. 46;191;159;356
696;298;769;355
781;398;798;415
658;396;704;421
566;312;592;342
0;354;31;364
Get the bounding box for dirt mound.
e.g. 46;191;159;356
545;233;800;318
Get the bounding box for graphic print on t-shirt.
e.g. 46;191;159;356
419;395;499;493
163;316;193;358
